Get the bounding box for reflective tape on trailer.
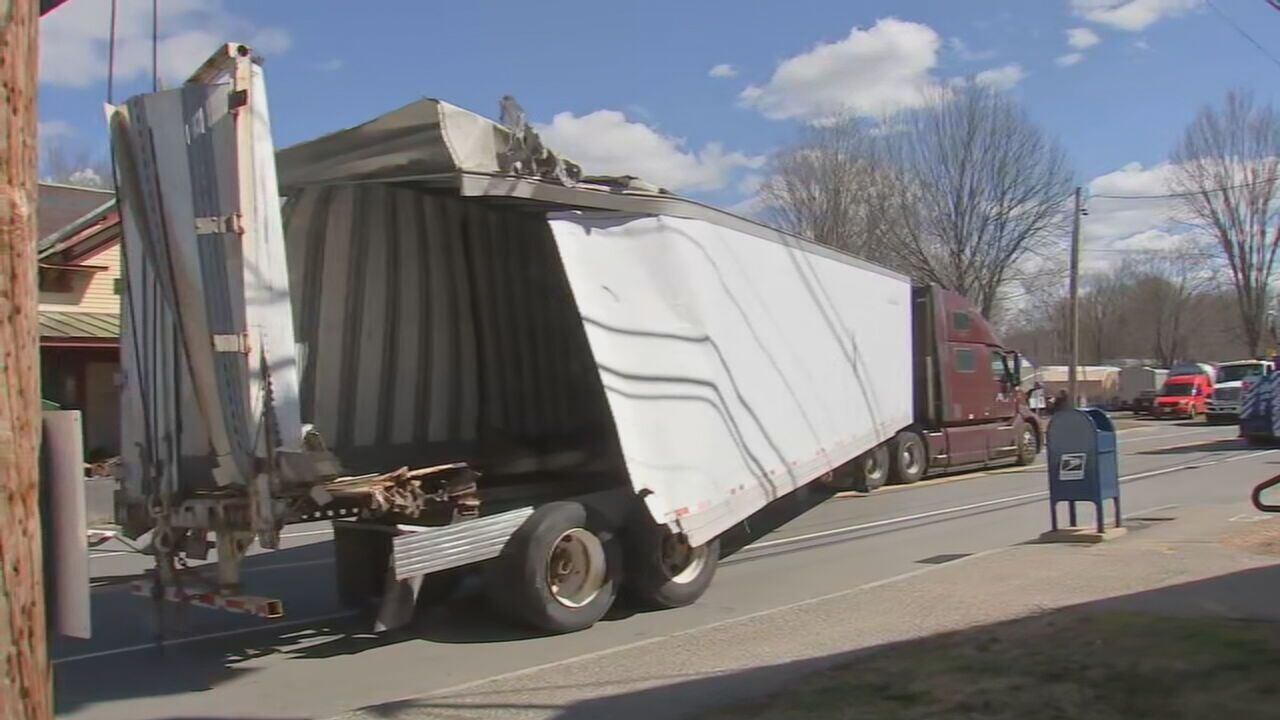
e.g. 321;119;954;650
130;580;284;618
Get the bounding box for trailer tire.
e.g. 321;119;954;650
333;524;390;610
625;518;720;609
486;502;620;634
1015;424;1039;466
889;432;927;484
850;444;890;492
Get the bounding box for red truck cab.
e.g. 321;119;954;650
837;286;1042;492
1152;374;1212;419
912;287;1041;471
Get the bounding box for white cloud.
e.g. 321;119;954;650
1066;27;1101;49
737;172;765;196
1056;52;1086;67
974;63;1027;90
948;37;996;61
740;18;943;121
40;0;291;88
536;110;764;192
1070;0;1201;32
1077;161;1202;269
67;168;106;187
1134;39;1152;50
316;58;345;72
708;63;738;78
38;120;75;141
1084;161;1186;243
727;194;765;219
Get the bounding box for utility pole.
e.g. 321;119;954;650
1067;186;1083;409
1;0;52;718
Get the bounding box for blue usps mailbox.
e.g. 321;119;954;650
1046;407;1120;533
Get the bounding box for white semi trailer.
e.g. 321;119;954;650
108;44;917;633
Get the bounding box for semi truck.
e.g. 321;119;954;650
103;44;1041;635
1207;359;1274;423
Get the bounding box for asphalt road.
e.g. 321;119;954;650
53;419;1276;720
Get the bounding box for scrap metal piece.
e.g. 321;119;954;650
324;462;480;519
497;95;582;186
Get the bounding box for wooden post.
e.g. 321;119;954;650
0;0;52;718
1067;186;1082;408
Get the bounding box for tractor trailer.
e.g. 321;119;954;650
104;44;1040;634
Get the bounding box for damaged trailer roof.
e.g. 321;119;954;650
275;98;906;283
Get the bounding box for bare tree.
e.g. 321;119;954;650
1117;247;1212;366
1080;269;1127;363
40;138;113;189
1171;90;1280;356
757;119;910;270
888;84;1073;316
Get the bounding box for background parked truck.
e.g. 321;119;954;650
1208;360;1274;423
104;43;1041;636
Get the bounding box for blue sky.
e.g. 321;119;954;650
35;0;1280;255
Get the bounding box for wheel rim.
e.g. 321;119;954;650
900;440;922;476
661;533;709;585
546;528;607;608
866;451;884;479
1023;427;1035;452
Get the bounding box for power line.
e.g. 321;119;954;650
1091;175;1280;199
1206;0;1280;73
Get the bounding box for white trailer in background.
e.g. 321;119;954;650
108;43;914;633
1118;367;1167;409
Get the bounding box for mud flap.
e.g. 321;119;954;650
374;571;423;632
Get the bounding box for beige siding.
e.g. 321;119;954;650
39;244;122;314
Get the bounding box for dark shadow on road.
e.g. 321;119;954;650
361;562;1280;719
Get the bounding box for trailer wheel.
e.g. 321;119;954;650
1015;424;1039;466
850;444;890;492
333;524;390;610
889;431;927;484
486;502;620;634
625;519;719;609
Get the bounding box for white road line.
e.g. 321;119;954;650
755;450;1275;552
52;610;359;665
1125;428;1225;444
877;429;1231;489
749;491;1050;551
1219;449;1277;463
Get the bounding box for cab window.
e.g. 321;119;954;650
952;312;972;332
955;348;976;373
990;350;1007;381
